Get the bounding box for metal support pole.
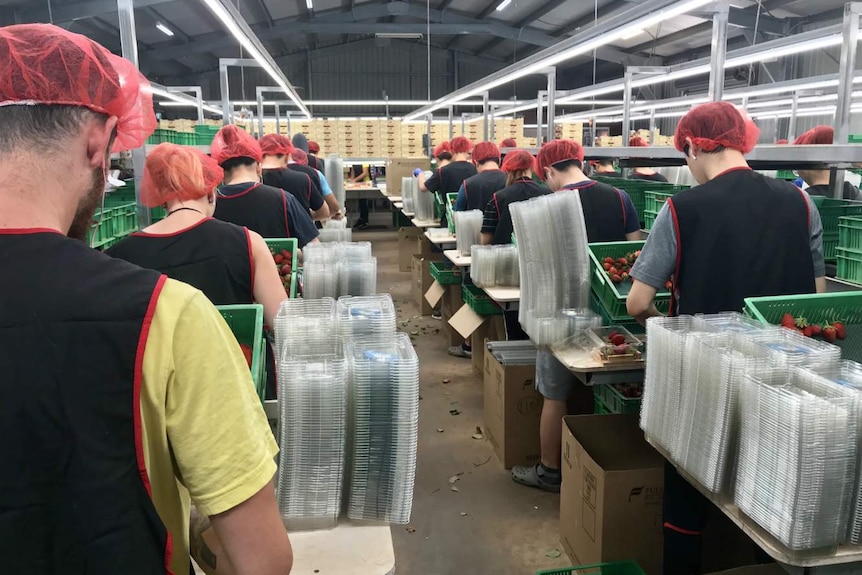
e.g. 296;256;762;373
833;3;861;198
788;93;799;142
483;91;490;142
165;86;204;125
286;113;292;135
490;107;496;142
448;106;454;140
426;115;433;158
274;103;281;134
708;1;729;102
220;61;231;124
257;91;264;138
622;71;633;143
741;95;749;111
649;107;656;145
461;113;467;136
536;91;546;146
117;0;149;228
546;69;557;145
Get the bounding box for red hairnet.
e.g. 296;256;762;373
500;138;517;148
291;148;309;166
450;136;473;154
536;140;585;180
259;133;293;156
794;125;834;146
473;142;501;163
140;143;223;208
775;139;789;145
629;136;649;147
308;140;321;154
434;141;452;159
501;150;535;173
674;101;759;154
211;125;263;165
0;24;156;152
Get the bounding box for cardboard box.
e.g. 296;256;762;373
560;414;665;575
426;282;465;347
387;158;430;196
484;350;542;469
399;227;423;272
412;254;443;316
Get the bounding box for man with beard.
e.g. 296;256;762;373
0;24;293;575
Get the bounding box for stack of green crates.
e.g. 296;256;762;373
147;126;215;146
643;189;681;231
813;197;862;262
217;304;266;402
593;384;642;415
537;561;646;575
462;284;502;315
593;177;687;226
838;215;862;284
588;241;671;335
195;124;221;146
430;261;463;285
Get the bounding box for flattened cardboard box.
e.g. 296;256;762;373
412;254;443;315
399;227;422;272
560;414;664;575
483;350;542;469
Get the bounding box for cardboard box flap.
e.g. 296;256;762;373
449;305;487;339
564;414;664;471
424;280;445;307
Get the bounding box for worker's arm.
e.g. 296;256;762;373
324;194;343;219
284;192;320;248
627;280;663;325
625;231;642;241
628;202;676;325
249;230;287;327
479;196;498;245
816;276;827;293
805;194;827;294
306;176;330;221
480;232;493;245
420;169;439;193
310;203;330;221
454;182;468;211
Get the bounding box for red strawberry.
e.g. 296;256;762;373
281;249;290;259
603;262;612;271
665;280;672;290
239;343;254;368
803;326;813;338
617;258;628;266
621;272;629;280
608;267;618;276
823;326;838;343
604;257;615;265
611;274;622;284
610;333;627;346
274;253;284;264
810;324;822;336
833;322;847;340
780;313;796;329
281;264;292;276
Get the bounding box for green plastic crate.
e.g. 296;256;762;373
839;216;862;252
811;197;862;234
430;261;463;285
289;272;298;299
462;284;502;316
642;209;658;232
537;561;647;575
445;192;458;234
150;206;167;222
776;169;797;180
744;291;862;363
594;177;687;223
588;241;670;319
824;232;839;262
589;291;645;335
644;190;677;214
837;247;862;285
594;384;642;415
264;238;299;273
217;304;266;402
593;396;610;415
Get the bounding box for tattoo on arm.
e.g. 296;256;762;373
189;506;218;571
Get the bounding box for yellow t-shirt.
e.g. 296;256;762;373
140;278;279;575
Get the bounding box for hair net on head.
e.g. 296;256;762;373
500;138;517;148
308;140;320;154
472;142;501;163
291;148;309;166
211;125;263;165
140;143;223;208
674;101;759;154
0;24;156;152
501;150;535;173
628;136;649;147
450;136;473;154
794;125;834;146
536;140;585;180
291;132;309;152
433;141;452;159
259;133;293;156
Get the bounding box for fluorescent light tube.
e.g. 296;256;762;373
306;0;313;9
156;22;174;37
621;29;645;40
496;0;513;11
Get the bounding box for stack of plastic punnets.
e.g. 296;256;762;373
414;184;436;221
318;228;353;242
470;244;520;288
401;177;415;214
511;192;590;344
736;367;859;550
303;242;376;299
454;210;483;256
325;155;345;209
275;298;348;530
734;327;841;366
336;295;397;339
529;308;602;348
346;332;419;524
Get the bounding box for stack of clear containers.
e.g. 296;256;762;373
736;367;859;550
401;177;415;214
303;242;376;299
325;155;345;209
346;333;419;524
335;295;396;340
323;217;348;229
414;185;436;221
470;244;520;288
276;299;347;530
454;210;483;256
318;228;353;242
511;192;591;345
735;328;841;366
527;308;602;348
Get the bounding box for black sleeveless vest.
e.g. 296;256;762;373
262;168;313;212
0;231;170;573
668;168;815;316
463;170;507;211
490;179;551;245
564;180;629;243
214;182;291;239
107;218;253;306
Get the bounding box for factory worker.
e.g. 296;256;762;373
500;137;517;163
455;141;507;211
627;136;669;182
626;101;825;575
591;158;622;177
307;139;325;171
420;136;478;228
260;134;329;221
793;125;862;200
0;23;291;575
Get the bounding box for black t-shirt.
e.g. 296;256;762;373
107;218;253;305
262;167;325;212
806;181;862;201
349;165;367;180
288;164;323;191
309;155;325;173
424;161;478;194
215;182;319;247
629;171;669;183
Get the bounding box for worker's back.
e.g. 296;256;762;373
487;178;550;245
462;169;506;212
563;180;631;243
263;167;314;212
669;168;815;315
0;231;168;573
437;161;478;193
215;182;291;238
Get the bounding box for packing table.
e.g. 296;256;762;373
443;249;471;267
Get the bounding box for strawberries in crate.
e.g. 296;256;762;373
271;248;293;294
778;313;848;343
614;383;643;399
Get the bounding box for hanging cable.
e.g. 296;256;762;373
46;0;54;24
427;0;431;103
591;0;598;91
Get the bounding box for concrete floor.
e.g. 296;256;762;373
356;225;570;575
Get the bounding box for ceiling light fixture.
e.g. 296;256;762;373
151;86;224;116
199;0;310;118
155;22;174;37
375;33;424;39
621;28;645;40
496;0;513;11
306;0;313;10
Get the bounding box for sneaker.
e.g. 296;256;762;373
511;463;562;493
448;345;472;358
353;220;369;230
431;310;442;320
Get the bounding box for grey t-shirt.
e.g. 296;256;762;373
631;193;825;291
